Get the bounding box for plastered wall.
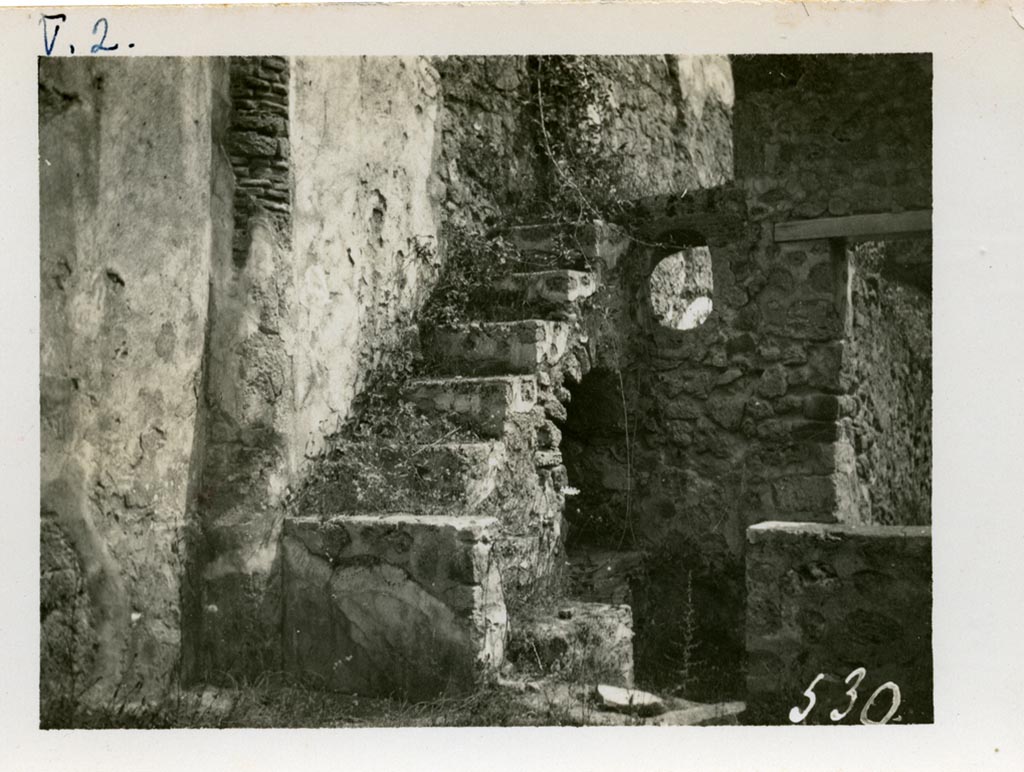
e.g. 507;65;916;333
39;57;220;717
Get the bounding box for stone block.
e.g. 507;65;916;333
511;681;744;726
757;363;789;398
534;449;563;469
508;601;634;686
493;270;598;306
283;514;507;699
403;375;537;438
771;474;837;520
745;522;932;724
422;320;571;376
803;394;840;421
231;112;287;136
229;130;279;158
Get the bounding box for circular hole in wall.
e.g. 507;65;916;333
648;246;714;331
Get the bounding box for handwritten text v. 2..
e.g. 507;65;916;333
41;14;133;56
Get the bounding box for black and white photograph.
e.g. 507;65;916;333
5;1;1024;769
37;48;934;729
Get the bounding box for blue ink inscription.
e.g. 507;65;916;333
39;13;133;56
41;14;66;57
90;18;118;54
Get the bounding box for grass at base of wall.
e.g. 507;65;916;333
41;675;587;729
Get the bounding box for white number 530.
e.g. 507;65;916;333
788;667;902;725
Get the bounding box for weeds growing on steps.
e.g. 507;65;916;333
286;54;719;712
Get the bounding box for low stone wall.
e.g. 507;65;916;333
745;521;932;724
282;514;506;699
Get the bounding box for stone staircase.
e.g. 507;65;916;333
281;221;743;723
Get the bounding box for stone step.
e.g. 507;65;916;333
534;449;563;469
295;436;567;603
403;375;537;439
566;549;646;606
421;320;571;376
506;221;630;272
297;440;507;515
507;600;634;687
283;513;507;699
493;270;598;306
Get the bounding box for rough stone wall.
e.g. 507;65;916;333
282;514;506;699
601;55;734;198
562;54;931;695
226;57;291;266
673;56;735;190
745;522;932;724
732;53;931;219
843;240;932;525
565;189;776;696
433;56;544;231
193;56;445;679
432;55;734;231
39;58;220;720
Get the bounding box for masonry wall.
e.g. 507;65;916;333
601;55;734;197
432;56;544;231
193;56;446;679
732;53;931;220
561;53;931;696
433;55;734;232
745;522;932;724
843;240;932;525
39;58;220;722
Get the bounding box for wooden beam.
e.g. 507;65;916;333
774;210;931;243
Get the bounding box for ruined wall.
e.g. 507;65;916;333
745;522;932;724
39;58;221;721
601;55;733;198
433;55;734;231
193;56;445;679
844;240;932;525
433;56;544;231
192;55;292;679
732;53;931;219
562;54;931;696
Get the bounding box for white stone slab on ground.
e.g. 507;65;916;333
594;684;666;717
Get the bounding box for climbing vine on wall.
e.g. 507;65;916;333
530;55;626;224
